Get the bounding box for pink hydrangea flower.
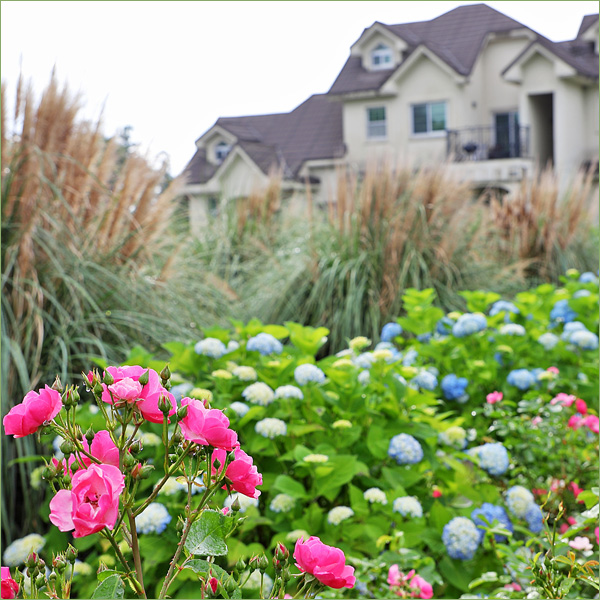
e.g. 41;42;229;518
212;447;262;498
569;536;593;552
49;463;125;537
3;386;62;438
294;536;355;589
101;366;176;424
550;393;576;406
1;567;19;599
486;391;503;404
179;398;238;451
583;414;599;433
546;366;559;374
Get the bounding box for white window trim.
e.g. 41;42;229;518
366;106;387;140
410;101;447;137
371;43;393;70
215;141;231;163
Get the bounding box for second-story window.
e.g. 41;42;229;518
371;44;393;70
215;141;231;163
367;107;387;139
412;102;447;134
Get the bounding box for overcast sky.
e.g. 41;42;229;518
2;1;598;175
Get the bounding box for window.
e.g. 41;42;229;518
412;102;447;134
215;141;231;163
367;107;387;139
371;43;393;70
492;112;520;158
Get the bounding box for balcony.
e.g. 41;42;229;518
447;125;530;162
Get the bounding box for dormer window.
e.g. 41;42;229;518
371;44;393;70
215;141;231;163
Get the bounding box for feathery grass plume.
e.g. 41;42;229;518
490;165;599;282
1;71;231;545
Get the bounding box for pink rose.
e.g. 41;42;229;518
595;527;599;545
410;574;433;599
546;366;559;374
101;366;176;424
49;463;125;537
208;578;218;594
559;523;570;534
3;385;62;438
568;414;583;429
550;393;576;406
1;567;19;599
432;489;442;498
583;414;599;433
531;416;543;426
179;398;238;451
569;536;593;551
486;391;503;404
569;481;584;500
504;583;522;591
387;564;404;586
575;399;588;415
212;447;262;498
53;430;120;475
294;536;355;589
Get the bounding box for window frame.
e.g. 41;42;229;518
366;106;387;140
411;101;447;136
215;141;231;163
371;43;393;70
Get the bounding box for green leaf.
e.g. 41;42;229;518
273;475;308;499
284;322;329;356
91;574;124;599
185;559;229;581
262;324;290;339
439;556;473;592
366;426;389;459
185;510;228;556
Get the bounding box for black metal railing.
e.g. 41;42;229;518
447;126;530;162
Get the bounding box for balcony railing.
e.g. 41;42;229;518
447;126;530;162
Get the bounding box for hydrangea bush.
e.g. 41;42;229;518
2;271;599;598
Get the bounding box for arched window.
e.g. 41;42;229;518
215;141;231;163
371;43;393;69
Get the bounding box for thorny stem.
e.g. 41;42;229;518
127;509;146;598
101;528;145;598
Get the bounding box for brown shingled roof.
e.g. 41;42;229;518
577;14;599;38
182;94;344;183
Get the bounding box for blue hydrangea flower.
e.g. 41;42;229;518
194;337;227;358
441;374;469;401
507;369;536;390
136;503;171;534
438;426;467;450
550;299;576;323
561;321;588;342
294;364;326;385
402;348;418;366
352;352;376;369
524;503;544;533
570;330;599;350
381;322;403;342
442;517;481;560
246;333;283;355
579;271;598;284
388;433;423;465
412;370;438;391
452;313;487;337
169;382;194;402
392;496;423;518
489;300;520;317
417;332;432;343
499;323;526;336
505;486;535;519
537;332;559;350
357;370;370;385
436;316;455;336
470;443;509;476
573;289;591;298
471;503;513;542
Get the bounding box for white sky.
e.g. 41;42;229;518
2;1;598;175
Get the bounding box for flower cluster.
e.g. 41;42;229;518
294;364;326;385
363;487;388;505
388;433;423;465
135;502;172;534
442;517;481;560
452;313;487;337
438;426;467;450
393;496;423;518
254;417;287;439
327;506;354;525
505;485;545;532
471;503;513;542
241;382;275;406
380;322;403;342
294;536;355;589
441;374;469;402
269;493;295;513
469;442;510;476
388;565;433;599
246;333;283;355
195;337;228;358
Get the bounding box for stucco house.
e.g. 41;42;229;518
181;3;599;232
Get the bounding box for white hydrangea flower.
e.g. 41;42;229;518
286;529;309;542
358;370;371;385
294;364;326;385
393;496;423;518
332;419;352;429
229;401;250;417
327;506;354;525
243;570;273;594
139;432;162;446
242;382;275;406
274;385;304;400
269;493;295;513
303;454;329;463
195;337;227;358
363;487;388;505
349;336;371;351
500;323;526;336
3;534;46;566
255;418;287;439
232;366;257;381
135;503;171;534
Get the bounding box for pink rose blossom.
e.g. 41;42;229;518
294;536;355;589
569;482;584;500
568;414;583;429
432;489;442;498
49;463;125;537
53;430;120;475
569;536;593;552
1;567;19;599
550;479;565;492
101;366;176;424
531;416;543;426
179;398;238;451
208;578;218;594
504;583;522;591
532;488;547;497
559;523;570;534
595;527;599;545
212;447;262;498
583;414;599;433
575;399;588;415
486;391;503;404
546;366;559;374
388;566;432;599
410;574;433;599
550;393;576;406
221;507;230;516
3;386;62;438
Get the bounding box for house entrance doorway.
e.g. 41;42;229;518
528;93;554;168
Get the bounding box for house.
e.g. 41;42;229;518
181;3;599;232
